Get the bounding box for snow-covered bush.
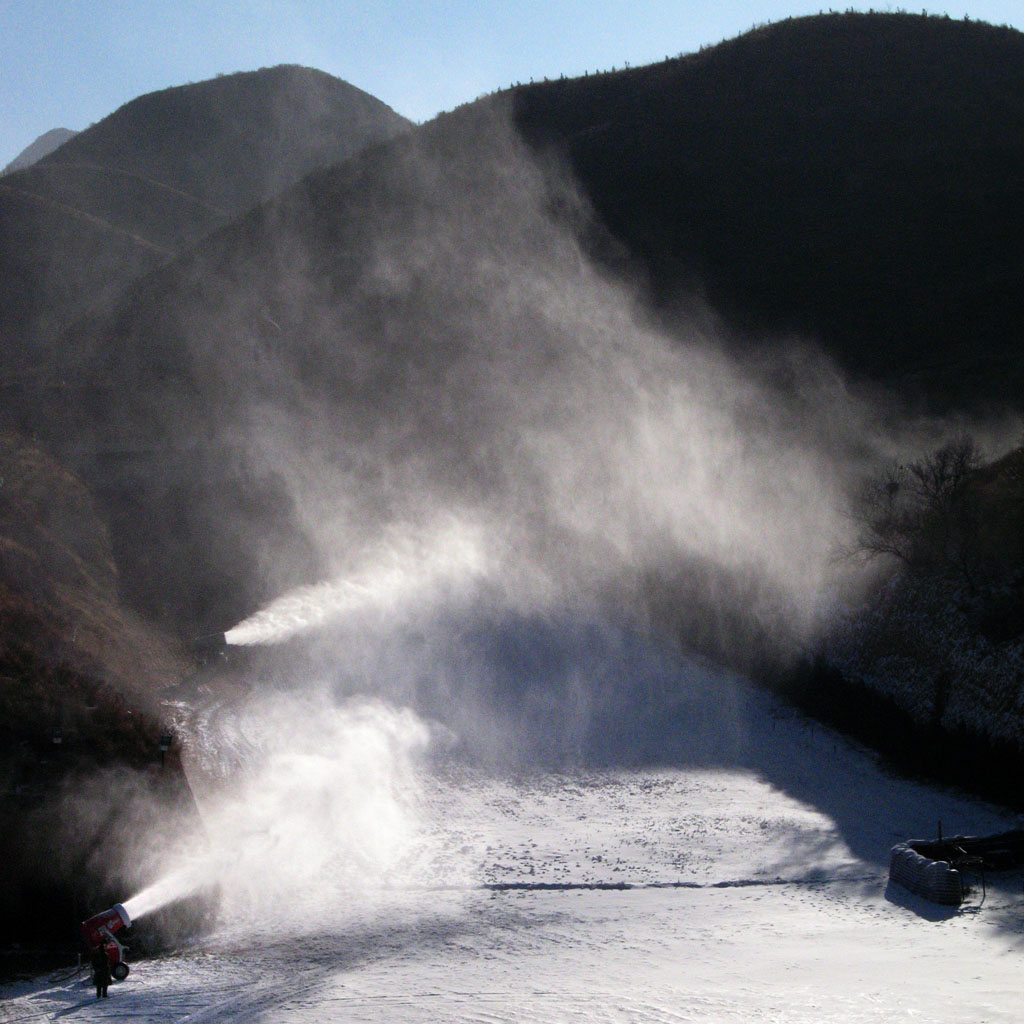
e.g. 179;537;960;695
827;571;1024;747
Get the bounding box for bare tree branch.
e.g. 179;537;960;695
850;436;982;591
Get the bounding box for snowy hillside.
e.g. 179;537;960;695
5;673;1023;1023
829;573;1024;745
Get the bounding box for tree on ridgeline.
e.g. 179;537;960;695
852;436;982;592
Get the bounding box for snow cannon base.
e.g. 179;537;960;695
81;904;132;980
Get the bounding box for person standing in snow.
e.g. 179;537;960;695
91;946;111;998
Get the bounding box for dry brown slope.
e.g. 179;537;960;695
0;434;202;953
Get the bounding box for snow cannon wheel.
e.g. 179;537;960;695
112;963;129;981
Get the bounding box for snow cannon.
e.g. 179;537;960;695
81;904;132;980
191;631;228;664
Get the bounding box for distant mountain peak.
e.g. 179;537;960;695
2;127;77;175
37;65;412;209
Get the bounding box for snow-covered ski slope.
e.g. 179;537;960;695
4;682;1024;1023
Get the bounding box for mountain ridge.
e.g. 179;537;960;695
510;12;1024;408
0;64;411;373
2;127;78;175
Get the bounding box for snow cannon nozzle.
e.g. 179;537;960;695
191;632;228;663
81;904;131;947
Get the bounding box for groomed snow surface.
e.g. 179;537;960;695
4;680;1024;1023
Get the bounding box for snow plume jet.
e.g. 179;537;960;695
224;515;491;647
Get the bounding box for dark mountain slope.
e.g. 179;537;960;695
25;15;1024;408
0;66;410;370
39;65;411;214
512;12;1024;409
0;433;203;954
2;127;77;174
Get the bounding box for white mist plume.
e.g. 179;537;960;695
154;104;1024;781
226;514;491;645
122;866;203;922
125;697;434;930
205;106;1012;675
204;696;430;921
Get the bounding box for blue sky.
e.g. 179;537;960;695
2;0;1024;168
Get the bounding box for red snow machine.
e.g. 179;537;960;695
81;904;132;980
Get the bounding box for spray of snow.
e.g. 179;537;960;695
225;514;491;646
123;697;434;929
121;866;206;922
